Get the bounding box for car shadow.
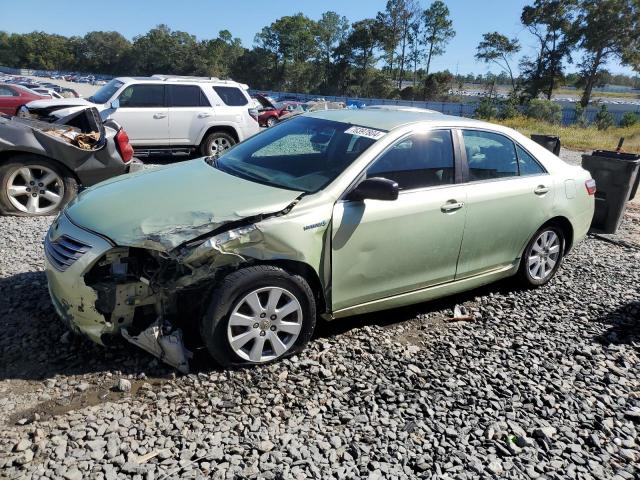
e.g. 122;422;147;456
594;300;640;346
313;276;526;339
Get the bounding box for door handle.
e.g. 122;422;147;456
153;113;167;119
534;185;550;195
441;200;465;213
198;113;212;118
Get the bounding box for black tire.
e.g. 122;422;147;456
518;225;565;287
0;155;77;217
200;265;316;368
199;131;236;157
266;117;278;128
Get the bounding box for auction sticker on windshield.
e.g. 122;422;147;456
345;126;386;140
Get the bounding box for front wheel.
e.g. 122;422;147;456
266;117;278;128
200;265;316;368
200;131;236;158
518;226;565;286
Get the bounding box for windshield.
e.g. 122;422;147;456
88;79;123;104
215;116;385;193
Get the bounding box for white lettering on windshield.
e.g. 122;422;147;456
345;126;386;140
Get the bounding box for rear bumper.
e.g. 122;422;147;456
126;158;144;173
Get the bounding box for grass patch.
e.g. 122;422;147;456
494;116;640;153
553;88;640;100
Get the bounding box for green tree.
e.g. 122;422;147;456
520;0;577;100
255;13;318;91
421;0;455;77
344;19;383;96
77;31;131;75
315;11;349;91
130;25;200;75
594;104;614;129
475;32;521;92
376;0;405;83
573;0;640;107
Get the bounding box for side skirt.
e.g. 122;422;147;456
330;262;519;319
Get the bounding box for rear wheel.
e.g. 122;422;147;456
200;265;316;368
200;131;236;158
518;225;564;286
266;117;278;128
0;155;77;216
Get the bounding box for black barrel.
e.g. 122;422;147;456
531;134;561;156
581;150;640;234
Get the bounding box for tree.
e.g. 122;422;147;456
344;19;383;96
315;11;349;91
396;0;419;89
573;0;640;107
77;31;131;75
130;25;200;75
520;0;576;100
376;0;405;83
475;32;521;91
255;13;318;91
421;0;455;77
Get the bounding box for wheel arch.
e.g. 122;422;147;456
198;125;239;146
540;216;575;254
235;259;328;316
0;150;80;184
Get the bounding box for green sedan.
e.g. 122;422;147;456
44;110;595;370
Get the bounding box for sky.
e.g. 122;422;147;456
1;0;635;76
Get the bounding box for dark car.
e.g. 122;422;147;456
0;107;142;216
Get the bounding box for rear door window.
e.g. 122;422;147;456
462;130;518;181
516;144;546;175
118;84;165;108
168;85;210;107
213;86;248;106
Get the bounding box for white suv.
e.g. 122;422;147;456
25;75;260;157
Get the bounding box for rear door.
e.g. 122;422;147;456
110;84;169;146
455;129;554;278
0;86;21;115
167;84;212;146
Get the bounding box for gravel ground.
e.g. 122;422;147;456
1;152;639;479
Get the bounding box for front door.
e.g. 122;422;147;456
110;84;169;146
455;129;555;278
331;130;467;311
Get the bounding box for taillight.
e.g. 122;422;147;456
115;128;134;163
585;178;596;195
248;108;258;122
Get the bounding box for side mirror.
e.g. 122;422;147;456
347;177;399;201
110;99;120;109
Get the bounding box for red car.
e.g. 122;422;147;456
0;84;50;116
255;94;303;127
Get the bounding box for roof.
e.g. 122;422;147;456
305;108;487;131
114;75;247;88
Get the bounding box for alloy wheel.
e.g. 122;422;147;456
6;165;64;215
527;230;560;281
227;287;303;363
208;137;232;157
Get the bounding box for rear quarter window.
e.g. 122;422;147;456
213;86;248;106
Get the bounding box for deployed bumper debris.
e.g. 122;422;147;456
122;318;193;373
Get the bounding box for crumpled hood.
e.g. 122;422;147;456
65;159;302;251
27;97;94;109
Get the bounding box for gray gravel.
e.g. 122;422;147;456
1;153;639;479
